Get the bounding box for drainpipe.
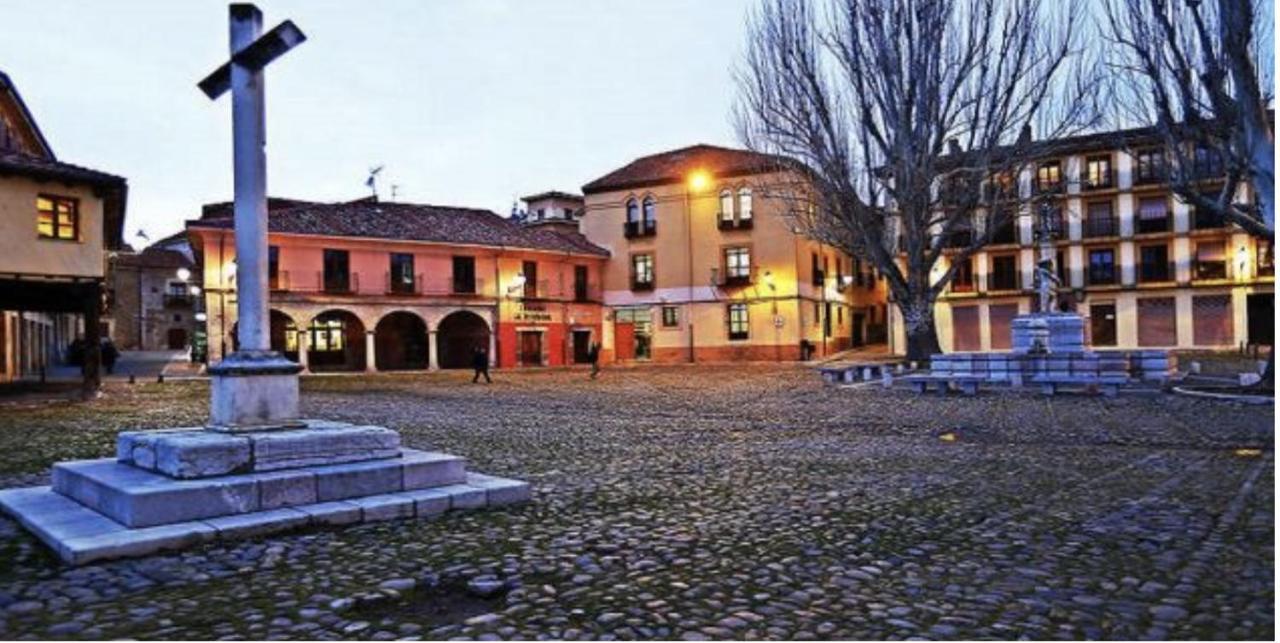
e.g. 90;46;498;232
685;190;696;363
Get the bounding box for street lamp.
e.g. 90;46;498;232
176;267;192;281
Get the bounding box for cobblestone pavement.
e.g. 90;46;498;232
0;365;1272;640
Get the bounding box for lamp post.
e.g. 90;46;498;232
685;170;711;363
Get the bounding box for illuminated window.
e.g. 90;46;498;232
662;306;679;327
1193;241;1227;280
37;195;78;240
625;198;639;223
1259;240;1274;277
641;196;656;225
309;318;346;352
1035;161;1062;193
1084;155;1112;189
719;189;733;221
727;303;749;340
724;247;751;281
631;254;653;289
738;188;752;220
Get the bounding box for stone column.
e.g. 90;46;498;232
428;330;439;370
230;6;269;353
296;330;309;373
365;330;377;372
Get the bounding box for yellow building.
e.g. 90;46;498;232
581;144;887;363
903;127;1274;355
0;70;127;385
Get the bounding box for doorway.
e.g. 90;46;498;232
1090;302;1117;347
1247;293;1274;346
572;330;592;364
851;313;865;347
166;328;188;350
518;331;543;366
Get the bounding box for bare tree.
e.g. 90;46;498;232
1104;0;1273;386
735;0;1099;361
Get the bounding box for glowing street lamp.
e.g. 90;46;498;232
176;267;192;281
687;169;711;192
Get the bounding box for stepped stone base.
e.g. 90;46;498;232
0;472;529;565
0;419;530;565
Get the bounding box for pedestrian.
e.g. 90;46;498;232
471;346;491;383
101;339;119;375
588;341;601;379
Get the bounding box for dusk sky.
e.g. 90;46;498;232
1;0;751;245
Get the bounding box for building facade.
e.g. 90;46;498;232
0;70;127;384
581;144;888;364
899;128;1274;355
187;199;609;372
108;232;202;352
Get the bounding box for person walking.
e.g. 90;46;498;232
471;346;492;383
588;341;601;379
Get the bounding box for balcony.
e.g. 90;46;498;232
1192;209;1228;230
1135;215;1171;235
574;283;603;303
624;220;657;239
990;222;1018;245
321;271;358;294
1087;266;1118;286
988;269;1021;292
1032;178;1064;197
719;267;755;288
385;272;423;295
269;270;289;291
1133;166;1167;186
717;217;753;231
1193;260;1228;281
630;278;654;292
1083;216;1118;238
950;277;976;293
451;277;484;296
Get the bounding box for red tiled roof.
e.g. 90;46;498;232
188;200;609;257
581;144;789;195
113;247;192;270
199;197;319;220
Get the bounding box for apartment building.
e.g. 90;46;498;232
186;198;609;371
581;144;888;363
912;126;1273;355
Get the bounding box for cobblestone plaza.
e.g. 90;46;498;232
0;365;1272;639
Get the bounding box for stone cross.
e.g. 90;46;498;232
198;4;306;430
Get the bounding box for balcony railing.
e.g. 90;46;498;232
1134;166;1167;186
574;283;603;303
1192;209;1228;230
1193;260;1228;281
321;271;359;294
1087;266;1117;286
1083;216;1118;238
719;266;756;288
630;277;654;291
1033;178;1064;196
950;277;975;293
385;272;422;295
1138;261;1175;283
717;216;754;231
624;220;657;238
1136;215;1171;235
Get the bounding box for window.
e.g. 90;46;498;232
574;265;590;301
1192;146;1223;179
724;247;751;284
727;303;749;340
811;252;824;286
1084;201;1116;238
322;249;350;292
989;254;1019;291
1088;248;1117;285
1135;148;1166;184
268;245;280;289
1084;155;1112;190
737;189;752;220
1035;161;1062;194
719;190;733;221
522;260;538;298
852;257;864;286
662;306;679;328
1191;203;1227;229
389;253;415;294
452;256;476;294
1139;244;1171;282
1193;241;1227;280
1056;250;1068;286
642;196;656;225
36;195;78;240
309;317;345;352
990;215;1017;244
625;197;657;237
625;198;639;223
631;254;654;290
1259;240;1274;277
1136;197;1170;234
536;208;546;220
951;257;974;292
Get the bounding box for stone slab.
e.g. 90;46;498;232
311;458;405;501
52;459;260;528
204;507;310;539
348;494;416;522
258;470;317;509
436;483;487;509
466;473;532;506
249;425;400;472
155;431;252;478
294;501;362;526
209;363;301;429
403;451;467;489
402;488;451;517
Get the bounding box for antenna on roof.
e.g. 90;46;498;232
390;183;400;200
365;165;384;199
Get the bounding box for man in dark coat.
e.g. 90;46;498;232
471;346;491;383
588;342;601;379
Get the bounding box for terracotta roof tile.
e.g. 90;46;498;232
582;144;788;195
188;200;609;257
0;149;125;187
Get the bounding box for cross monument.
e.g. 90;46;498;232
199;4;307;429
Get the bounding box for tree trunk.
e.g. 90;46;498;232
899;294;942;363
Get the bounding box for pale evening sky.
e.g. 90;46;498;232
1;0;751;244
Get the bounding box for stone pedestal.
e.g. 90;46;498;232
1011;313;1085;354
207;350;303;430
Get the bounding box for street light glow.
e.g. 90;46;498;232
176;267;192;281
688;170;711;192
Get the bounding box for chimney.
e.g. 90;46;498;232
1017;124;1033;146
947;138;962;155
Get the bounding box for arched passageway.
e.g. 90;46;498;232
437;310;490;369
306;310;365;372
374;311;428;370
230;310;300;362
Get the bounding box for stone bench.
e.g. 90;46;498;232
820;363;892;384
1030;373;1130;397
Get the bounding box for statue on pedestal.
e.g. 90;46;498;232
1034;258;1061;315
